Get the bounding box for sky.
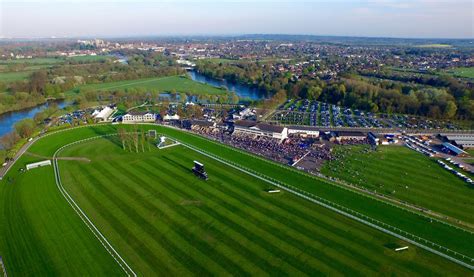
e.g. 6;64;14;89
0;0;473;39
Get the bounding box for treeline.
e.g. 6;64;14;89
196;61;474;120
0;70;67;115
195;61;287;97
117;127;153;153
75;89;240;110
54;59;184;85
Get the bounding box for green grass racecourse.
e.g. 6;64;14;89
57;137;468;275
0;125;473;274
322;145;474;224
72;76;226;95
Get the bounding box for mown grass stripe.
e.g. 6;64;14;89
93;161;250;276
107;159;291;276
93;160;254;276
67;167;174;275
81;163;219;276
154;154;380;275
133;157;344;275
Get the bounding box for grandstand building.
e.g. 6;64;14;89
233;120;288;140
439;133;474;149
336;131;366;142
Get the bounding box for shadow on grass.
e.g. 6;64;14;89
89;125;123;149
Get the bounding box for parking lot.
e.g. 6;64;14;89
270;99;461;130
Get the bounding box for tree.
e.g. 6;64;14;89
14;118;36;138
307;86;322;101
28;71;48;94
443;101;457;119
118;128;126;150
0;131;20;150
428;106;442;119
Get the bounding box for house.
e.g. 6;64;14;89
233;120;288;140
122;111;156;123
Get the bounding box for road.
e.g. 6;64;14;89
0;137;39;180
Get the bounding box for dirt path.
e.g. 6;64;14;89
24;152;91;162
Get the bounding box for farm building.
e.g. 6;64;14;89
122;112;156;123
233;120;288;140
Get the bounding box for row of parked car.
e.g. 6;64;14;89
276;99;460;130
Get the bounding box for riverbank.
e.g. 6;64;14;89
188;70;265;100
0;100;68;138
0;96;66;116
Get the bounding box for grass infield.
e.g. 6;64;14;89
0;125;472;275
322;145;474;224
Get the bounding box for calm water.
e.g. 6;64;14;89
188;71;265;100
0;101;68;137
0;71;263;138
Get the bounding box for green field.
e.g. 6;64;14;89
66;55;110;63
0;125;473;275
55;137;467;275
322;145;474;224
72;76;226;95
0;57;65;65
417;44;453;48
447;67;474;79
0;71;32;82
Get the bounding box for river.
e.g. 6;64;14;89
0;101;68;138
0;71;262;138
188;71;265;100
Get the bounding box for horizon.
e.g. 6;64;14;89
1;33;473;41
1;0;473;39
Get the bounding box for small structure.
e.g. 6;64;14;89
192;161;208;180
26;160;51;171
148;130;157;139
266;189;281;193
395;246;409;252
163;114;180;121
367;132;380;145
94;106;115;122
441;142;468;157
